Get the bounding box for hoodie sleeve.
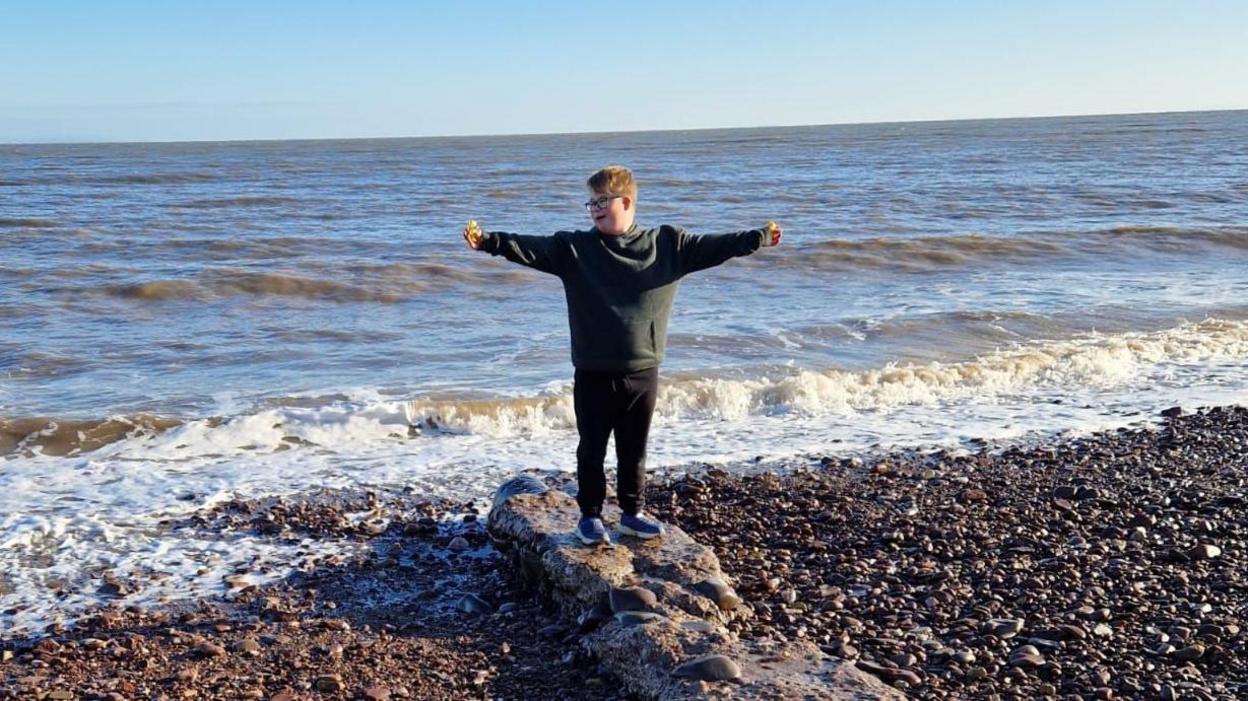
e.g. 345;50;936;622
480;231;566;276
675;227;766;275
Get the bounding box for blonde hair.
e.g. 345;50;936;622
587;166;638;201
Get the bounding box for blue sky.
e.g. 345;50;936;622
2;0;1245;143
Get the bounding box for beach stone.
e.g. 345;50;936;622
985;618;1024;638
314;675;344;693
447;536;470;551
609;586;657;613
1075;486;1102;500
1060;623;1088;640
192;642;226;658
1173;644;1205;661
1009;644;1045;669
1195;623;1222;639
856;660;921;687
491;474;548;511
1187;544;1221;560
671;654;742;682
233;638;262;657
457;593;493;615
888;652;917;668
959;488;988;503
694;578;742;611
98;577;133;597
1010;652;1046;669
613;611;666;627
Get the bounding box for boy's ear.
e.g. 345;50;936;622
622;196;633;211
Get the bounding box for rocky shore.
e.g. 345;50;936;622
648;405;1248;699
3;404;1246;699
0;491;632;700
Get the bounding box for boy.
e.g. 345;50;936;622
463;166;781;545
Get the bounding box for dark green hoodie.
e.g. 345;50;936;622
480;223;767;372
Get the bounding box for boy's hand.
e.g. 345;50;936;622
763;220;783;247
463;220;485;250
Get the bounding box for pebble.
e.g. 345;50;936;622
613;611;665;626
888;652;917;667
1187;544;1222;560
313;675;344;693
608;586;657;613
985;618;1025;639
1173;644;1205;661
456;593;493;615
192;642;227;658
1009;644;1045;668
672;654;742;682
856;660;921;686
642;406;1248;701
693;578;741;611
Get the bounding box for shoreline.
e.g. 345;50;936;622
3;404;1246;699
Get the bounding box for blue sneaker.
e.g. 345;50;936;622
618;511;666;540
577;516;612;546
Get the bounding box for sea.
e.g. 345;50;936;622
3;110;1247;636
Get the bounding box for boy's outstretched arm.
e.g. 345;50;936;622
677;221;782;275
461;220;565;276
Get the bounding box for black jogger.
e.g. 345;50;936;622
573;366;659;518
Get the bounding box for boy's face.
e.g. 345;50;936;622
587;190;634;235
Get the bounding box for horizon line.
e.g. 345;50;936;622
5;106;1245;148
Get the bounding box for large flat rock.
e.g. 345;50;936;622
489;476;907;700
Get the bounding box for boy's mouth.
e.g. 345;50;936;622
593;213;607;223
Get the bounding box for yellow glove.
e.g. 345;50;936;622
763;220;782;247
463;219;485;250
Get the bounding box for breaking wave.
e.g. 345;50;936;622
103;271;404;303
406;318;1248;434
87;264;532;303
779;226;1248;272
10;319;1246;458
1;415;183;457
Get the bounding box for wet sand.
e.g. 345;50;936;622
2;405;1246;700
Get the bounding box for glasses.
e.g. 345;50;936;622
584;195;622;212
